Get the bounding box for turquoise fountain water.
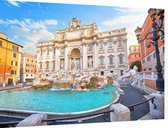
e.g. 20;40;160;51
0;85;117;114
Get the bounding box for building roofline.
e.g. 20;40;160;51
0;36;23;48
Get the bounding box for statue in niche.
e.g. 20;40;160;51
71;58;80;70
88;56;93;68
69;17;81;29
60;59;64;69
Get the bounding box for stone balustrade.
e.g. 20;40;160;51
17;114;47;127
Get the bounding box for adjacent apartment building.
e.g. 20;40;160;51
20;53;37;82
137;9;164;90
128;45;141;66
138;11;164;72
0;32;23;86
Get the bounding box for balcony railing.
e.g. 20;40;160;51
108;64;115;68
99;64;105;68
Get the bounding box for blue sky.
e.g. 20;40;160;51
0;0;148;54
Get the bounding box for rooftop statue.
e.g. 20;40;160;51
69;17;81;29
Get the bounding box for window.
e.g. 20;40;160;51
0;41;2;46
13;53;16;58
99;56;104;65
41;51;43;56
99;44;104;50
153;52;156;58
118;40;122;47
47;49;49;55
110;71;113;73
149;68;152;70
109;55;113;65
15;61;17;66
101;71;104;76
53;61;55;69
39;62;42;68
26;74;28;77
120;70;124;76
113;41;117;44
142;59;145;64
118;54;124;64
46;61;49;69
12;46;18;52
147;56;151;61
108;42;112;48
11;70;16;75
11;61;13;66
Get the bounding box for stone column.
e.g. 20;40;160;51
93;40;98;69
80;54;83;70
64;44;68;71
104;42;108;69
82;40;87;69
68;57;71;70
110;103;130;121
55;47;60;71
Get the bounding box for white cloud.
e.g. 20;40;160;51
102;7;148;55
6;0;20;7
0;19;58;31
0;18;57;53
103;15;142;26
45;20;58;26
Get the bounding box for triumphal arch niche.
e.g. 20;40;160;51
36;17;128;78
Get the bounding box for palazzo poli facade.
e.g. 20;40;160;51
36;18;128;78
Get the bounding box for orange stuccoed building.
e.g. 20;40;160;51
136;9;164;91
0;32;23;86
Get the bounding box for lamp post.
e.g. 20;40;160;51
135;8;164;93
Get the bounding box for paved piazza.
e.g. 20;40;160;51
36;17;128;78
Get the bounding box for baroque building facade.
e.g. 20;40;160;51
36;18;128;78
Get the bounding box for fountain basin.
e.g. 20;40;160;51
0;85;119;115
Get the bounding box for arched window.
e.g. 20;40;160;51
46;61;49;69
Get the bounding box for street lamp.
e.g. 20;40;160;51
135;8;164;93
